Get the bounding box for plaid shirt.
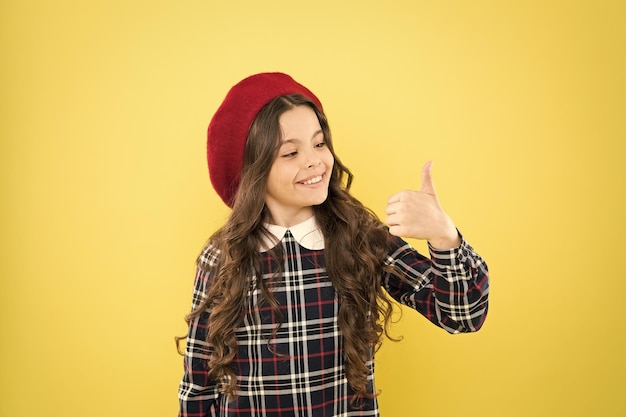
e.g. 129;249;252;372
179;224;489;417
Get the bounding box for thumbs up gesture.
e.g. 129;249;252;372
385;161;461;250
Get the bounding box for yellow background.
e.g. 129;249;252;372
2;1;625;416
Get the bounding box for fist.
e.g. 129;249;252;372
385;161;460;249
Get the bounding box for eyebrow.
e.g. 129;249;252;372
280;129;324;144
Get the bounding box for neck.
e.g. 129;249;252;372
265;206;315;227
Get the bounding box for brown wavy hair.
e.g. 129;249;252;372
183;94;401;403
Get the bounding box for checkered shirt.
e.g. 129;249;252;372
178;231;489;416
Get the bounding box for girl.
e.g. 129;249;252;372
178;73;489;417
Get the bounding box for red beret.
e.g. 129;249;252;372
207;72;323;207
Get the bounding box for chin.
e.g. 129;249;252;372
310;193;329;206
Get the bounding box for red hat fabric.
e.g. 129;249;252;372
207;72;323;207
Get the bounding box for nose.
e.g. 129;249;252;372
304;149;321;168
307;159;321;168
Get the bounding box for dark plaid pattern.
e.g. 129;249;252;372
179;231;489;416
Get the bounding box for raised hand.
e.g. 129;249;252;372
385;161;461;249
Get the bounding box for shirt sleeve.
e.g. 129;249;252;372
382;233;489;333
178;246;222;417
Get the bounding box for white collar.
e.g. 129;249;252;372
261;216;325;251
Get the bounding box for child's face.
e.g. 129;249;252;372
264;105;334;226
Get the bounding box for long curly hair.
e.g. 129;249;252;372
184;94;401;402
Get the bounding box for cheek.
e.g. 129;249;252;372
267;163;291;188
265;165;280;192
325;151;335;170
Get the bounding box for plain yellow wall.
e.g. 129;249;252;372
1;1;625;416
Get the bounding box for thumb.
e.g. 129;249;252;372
420;161;436;195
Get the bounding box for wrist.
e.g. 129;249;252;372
429;229;461;250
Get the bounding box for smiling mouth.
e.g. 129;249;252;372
299;175;323;185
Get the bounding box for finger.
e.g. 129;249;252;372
385;199;402;215
385;212;399;226
420;161;436;195
387;192;402;205
388;224;402;237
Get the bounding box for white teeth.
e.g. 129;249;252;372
302;175;322;185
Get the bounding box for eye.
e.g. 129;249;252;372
315;141;326;148
282;150;297;158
